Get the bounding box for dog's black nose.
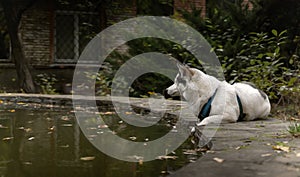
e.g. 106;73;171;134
163;89;172;99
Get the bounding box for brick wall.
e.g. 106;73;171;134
174;0;206;17
14;0;204;67
20;4;52;66
106;0;137;25
242;0;253;10
18;0;137;67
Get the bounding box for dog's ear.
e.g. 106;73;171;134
177;63;194;79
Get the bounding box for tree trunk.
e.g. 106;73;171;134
1;0;36;93
96;1;108;31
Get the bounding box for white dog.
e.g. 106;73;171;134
165;64;271;126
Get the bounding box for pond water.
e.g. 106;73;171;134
0;107;202;177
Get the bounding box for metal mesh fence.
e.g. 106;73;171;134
54;11;101;63
0;5;10;61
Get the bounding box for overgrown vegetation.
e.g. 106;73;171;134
91;0;300;118
179;0;299;102
97;0;300;103
35;74;58;94
288;122;300;137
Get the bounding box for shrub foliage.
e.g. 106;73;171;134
94;0;299;107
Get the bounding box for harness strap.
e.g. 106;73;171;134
198;89;218;121
198;91;245;121
236;94;245;121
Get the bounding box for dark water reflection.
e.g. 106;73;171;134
0;109;202;177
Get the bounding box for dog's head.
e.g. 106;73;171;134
164;63;197;100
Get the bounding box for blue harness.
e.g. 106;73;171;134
198;90;245;121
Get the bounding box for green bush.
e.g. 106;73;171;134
35;73;58;94
180;2;299;102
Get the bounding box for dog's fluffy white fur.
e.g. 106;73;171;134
166;64;271;126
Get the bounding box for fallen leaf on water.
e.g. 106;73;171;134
48;126;55;131
80;156;95;161
213;157;224;163
28;137;35;141
0;125;8;129
156;155;178;160
160;170;168;174
129;136;137;141
272;145;290;152
9;109;15;113
59;144;70;148
61;116;70;121
17;102;26;105
24;128;32;133
0;100;3;104
125;112;133;115
61;124;73;127
183;149;198;155
23;162;32;165
139;159;143;165
3;137;14;141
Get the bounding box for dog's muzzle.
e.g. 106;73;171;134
163;89;173;99
163;89;181;100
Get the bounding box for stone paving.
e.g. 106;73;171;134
0;94;299;177
168;119;300;177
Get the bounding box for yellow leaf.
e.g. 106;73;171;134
103;112;114;115
272;145;290;152
261;153;272;157
156;155;178;160
28;137;35;141
0;125;8;129
139;159;143;165
213;157;224;163
9;109;15;113
3;137;14;141
80;156;95;161
129;136;137;141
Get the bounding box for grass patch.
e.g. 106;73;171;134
288;122;300;137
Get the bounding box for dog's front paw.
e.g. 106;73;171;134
190;126;213;149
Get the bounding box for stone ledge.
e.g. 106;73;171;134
168;119;300;177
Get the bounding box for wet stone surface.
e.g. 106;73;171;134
168;119;300;177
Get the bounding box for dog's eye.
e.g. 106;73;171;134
177;77;186;85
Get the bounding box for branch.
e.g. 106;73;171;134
17;0;37;19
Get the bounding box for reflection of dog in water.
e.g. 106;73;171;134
165;63;271;147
